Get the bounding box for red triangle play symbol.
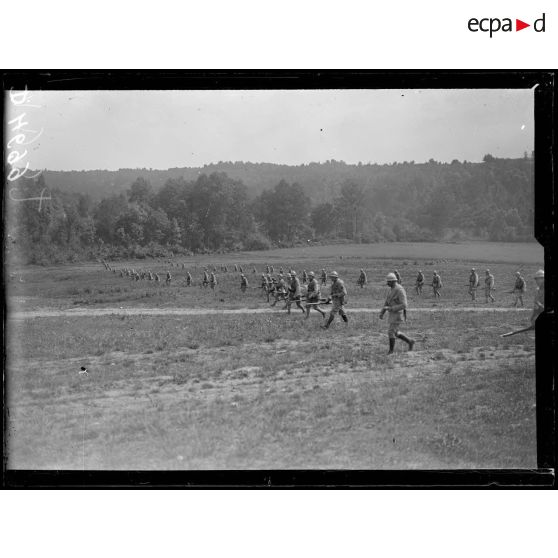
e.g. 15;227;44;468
516;19;530;31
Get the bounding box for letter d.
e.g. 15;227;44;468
534;13;545;32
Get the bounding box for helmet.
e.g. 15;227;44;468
308;271;315;277
291;271;297;276
486;269;490;273
515;271;521;275
471;268;475;272
433;271;437;274
386;272;397;282
329;271;339;278
534;269;544;279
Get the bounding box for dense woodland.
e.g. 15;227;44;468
6;155;534;265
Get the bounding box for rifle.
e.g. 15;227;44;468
304;298;331;306
500;324;535;337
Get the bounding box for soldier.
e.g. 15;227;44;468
512;271;526;307
166;270;172;285
270;265;274;274
485;269;495;303
279;266;284;275
224;265;228;273
305;271;326;320
380;272;415;354
265;264;270;274
357;268;367;289
239;265;244;274
432;271;442;298
182;263;185;270
394;270;402;284
148;271;153;281
286;271;305;315
530;269;544;325
415;270;424;296
202;269;209;288
155;273;160;283
271;274;287;306
135;271;140;281
321;268;327;286
253;266;257;274
322;271;348;328
119;270;124;278
468;268;479;301
240;273;248;293
234;264;238;272
186;272;192;286
266;277;277;303
260;273;269;297
210;271;217;291
302;270;308;284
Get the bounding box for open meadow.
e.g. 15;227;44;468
6;241;542;469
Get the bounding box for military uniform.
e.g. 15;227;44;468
210;272;217;290
415;271;424;295
383;284;407;339
186;272;192;286
469;270;479;300
432;273;442;298
286;274;305;314
240;274;248;292
323;272;348;328
321;269;327;286
166;271;172;285
302;270;308;284
358;270;367;288
485;271;495;303
531;284;544;325
305;274;326;319
513;274;526;307
202;270;209;288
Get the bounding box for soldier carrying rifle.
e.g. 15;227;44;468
468;268;479;301
485;269;495;303
240;273;248;293
512;271;526;307
380;272;415;354
286;271;305;315
322;271;348;329
415;270;424;296
432;271;442;298
357;268;367;288
305;271;327;320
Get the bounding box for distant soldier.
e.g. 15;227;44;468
321;268;327;286
119;270;124;278
210;271;217;290
530;269;544;325
468;268;479;301
224;265;228;273
485;269;495;303
266;277;277;303
302;270;308;284
305;271;326;320
512;271;526;307
286;271;305;315
357;268;367;288
260;273;269;295
279;266;284;275
380;272;415;354
182;263;185;269
155;273;160;283
239;265;244;274
202;270;209;288
265;264;270;274
240;273;248;293
415;270;424;296
394;270;402;284
253;266;257;274
270;265;274;274
322;271;348;329
135;272;140;281
148;271;153;281
432;271;442;298
166;271;172;285
234;264;238;272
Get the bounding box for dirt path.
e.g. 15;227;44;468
9;306;531;319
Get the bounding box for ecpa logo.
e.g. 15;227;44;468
468;13;546;37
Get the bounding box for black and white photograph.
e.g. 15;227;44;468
3;75;552;478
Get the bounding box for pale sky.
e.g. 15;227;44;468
6;89;534;171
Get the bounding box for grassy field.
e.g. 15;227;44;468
5;241;541;470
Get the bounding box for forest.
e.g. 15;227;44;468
6;155;534;264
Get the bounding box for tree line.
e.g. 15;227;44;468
6;155;534;265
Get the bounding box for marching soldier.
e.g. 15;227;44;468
468;268;479;301
394;270;402;284
154;273;160;283
321;268;327;286
148;271;153;281
240;273;248;293
415;270;424;296
224;265;228;273
380;272;415;354
265;264;270;274
202;269;209;288
357;268;367;288
512;271;526;307
485;269;495;303
260;273;269;297
210;271;217;291
234;264;238;272
305;271;326;320
286;271;305;314
182;263;185;269
432;271;442;298
322;271;348;329
530;269;544;325
270;265;274;274
239;265;244;274
279;266;284;275
271;274;287;306
267;277;277;303
165;271;172;285
302;270;308;284
186;272;192;286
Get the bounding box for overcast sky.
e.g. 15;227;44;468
6;89;534;171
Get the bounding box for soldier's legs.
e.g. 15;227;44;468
388;324;398;354
396;332;415;351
